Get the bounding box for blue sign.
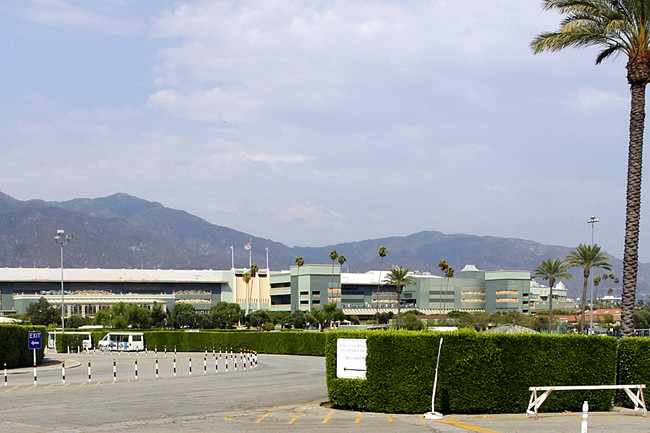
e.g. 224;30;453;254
28;331;42;350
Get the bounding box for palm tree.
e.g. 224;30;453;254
566;244;612;333
533;258;573;333
329;249;338;288
383;266;416;329
377;247;388;311
337;254;346;269
438;259;454;310
242;272;252;315
531;1;650;338
250;264;259;310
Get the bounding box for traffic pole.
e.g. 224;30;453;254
135;359;138;380
203;354;207;375
189;356;192;376
155;358;159;379
88;360;92;383
581;401;589;433
173;357;177;377
113;359;117;382
4;362;7;387
62;361;65;384
33;362;37;386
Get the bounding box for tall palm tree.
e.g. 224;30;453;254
242;272;252;315
337;254;346;269
566;244;612;333
377;247;388;312
383;266;416;329
250;264;259;310
531;1;650;338
534;258;573;333
329;250;338;288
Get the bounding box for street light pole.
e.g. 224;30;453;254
54;230;73;333
587;216;599;334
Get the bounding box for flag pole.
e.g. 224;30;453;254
249;239;252;268
230;246;234;270
265;246;269;270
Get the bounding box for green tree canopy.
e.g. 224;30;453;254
26;297;59;326
171;303;197;329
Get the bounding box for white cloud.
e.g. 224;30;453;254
15;0;143;35
147;88;260;123
576;86;627;110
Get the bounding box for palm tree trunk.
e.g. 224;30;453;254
621;70;647;337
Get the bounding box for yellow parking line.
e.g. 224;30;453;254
4;385;18;393
42;384;54;390
354;412;362;423
322;409;335;424
439;420;500;433
95;381;102;386
388;414;393;422
288;405;308;424
597;412;613;418
78;382;86;387
62;383;70;388
254;409;274;424
23;385;36;391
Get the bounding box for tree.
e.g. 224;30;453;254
209;302;243;329
566;244;612;333
125;304;151;329
338;254;346;269
534;258;573;333
150;302;168;328
26;297;59;326
329;249;338;288
531;0;650;338
65;315;85;329
383;266;416;329
171;303;197;328
377;247;388;310
402;313;425;331
242;272;252;315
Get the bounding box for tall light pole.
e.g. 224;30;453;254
587;216;599;246
54;230;72;333
587;216;599;334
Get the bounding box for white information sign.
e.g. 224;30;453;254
337;338;367;379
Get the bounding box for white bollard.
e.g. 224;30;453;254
581;401;589;433
61;361;65;384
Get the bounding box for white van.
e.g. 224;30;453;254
98;332;145;351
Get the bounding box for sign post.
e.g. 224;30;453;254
28;331;42;386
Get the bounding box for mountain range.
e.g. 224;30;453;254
0;191;646;301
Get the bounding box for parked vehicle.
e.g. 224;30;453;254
98;332;145;351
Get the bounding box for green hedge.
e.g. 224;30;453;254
55;333;88;353
326;330;618;414
617;337;650;407
0;325;46;368
88;330;325;356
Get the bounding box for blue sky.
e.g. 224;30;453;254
0;1;645;262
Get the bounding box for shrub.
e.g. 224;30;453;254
326;331;618;414
0;325;46;368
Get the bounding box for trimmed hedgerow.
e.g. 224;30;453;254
89;330;325;356
0;325;46;368
326;330;619;414
617;337;650;407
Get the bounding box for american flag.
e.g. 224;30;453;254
244;241;251;250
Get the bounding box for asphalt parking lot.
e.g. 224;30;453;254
0;352;647;432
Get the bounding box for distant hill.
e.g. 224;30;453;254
0;191;645;301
